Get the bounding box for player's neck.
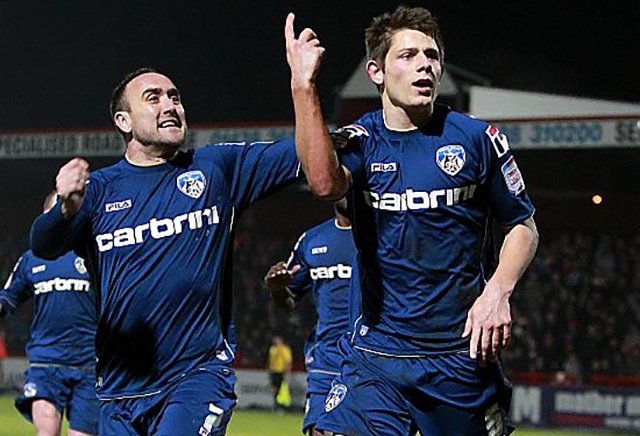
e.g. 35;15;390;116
125;142;179;166
382;101;433;131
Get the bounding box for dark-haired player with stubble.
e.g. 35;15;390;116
30;68;302;435
2;191;98;436
286;6;539;435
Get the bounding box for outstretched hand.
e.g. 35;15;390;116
56;157;89;218
284;12;325;89
264;261;301;292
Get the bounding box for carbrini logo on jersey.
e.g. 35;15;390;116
177;170;206;199
95;206;220;252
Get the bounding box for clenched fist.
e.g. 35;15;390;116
56;157;89;218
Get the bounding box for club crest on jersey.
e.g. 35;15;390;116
436;145;466;176
325;383;348;412
501;156;525;195
23;382;37;398
74;257;87;275
177;170;206;199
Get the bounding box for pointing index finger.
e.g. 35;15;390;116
285;13;296;42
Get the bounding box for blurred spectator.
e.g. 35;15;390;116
267;336;293;410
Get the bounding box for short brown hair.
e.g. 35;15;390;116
365;6;445;69
109;67;159;120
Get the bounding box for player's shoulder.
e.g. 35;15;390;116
18;250;35;264
443;107;490;136
334;111;382;141
88;158;129;186
306;218;337;238
293;218;334;249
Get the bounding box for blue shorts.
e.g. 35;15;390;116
303;369;339;434
15;364;99;435
316;346;514;436
99;360;237;436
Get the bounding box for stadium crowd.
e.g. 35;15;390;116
2;209;638;380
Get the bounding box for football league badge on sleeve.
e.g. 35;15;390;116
177;170;207;199
436;145;466;176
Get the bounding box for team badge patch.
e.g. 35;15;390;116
74;257;87;274
23;382;37;398
436;145;466;176
501;156;525;195
177;170;206;199
325;383;348;412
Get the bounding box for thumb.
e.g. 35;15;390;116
462;314;472;338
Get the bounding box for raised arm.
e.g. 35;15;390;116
30;158;90;260
285;13;349;201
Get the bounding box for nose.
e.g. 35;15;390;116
160;95;177;113
416;52;432;73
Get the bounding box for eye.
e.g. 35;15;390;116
171;95;181;104
147;95;159;103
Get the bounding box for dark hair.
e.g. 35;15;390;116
365;6;445;69
109;67;159;120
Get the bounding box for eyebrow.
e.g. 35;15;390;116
141;87;181;97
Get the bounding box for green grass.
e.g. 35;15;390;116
0;394;629;435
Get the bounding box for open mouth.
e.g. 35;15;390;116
412;78;434;93
159;119;182;128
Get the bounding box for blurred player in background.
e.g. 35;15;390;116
286;5;539;435
30;68;301;435
1;190;98;436
264;201;355;435
266;335;293;411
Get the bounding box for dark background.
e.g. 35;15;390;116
2;1;639;130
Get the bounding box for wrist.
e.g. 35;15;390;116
290;80;317;95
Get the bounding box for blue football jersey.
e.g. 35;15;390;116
0;251;96;366
31;140;300;399
334;106;535;355
285;218;356;372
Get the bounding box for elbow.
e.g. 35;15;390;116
307;177;346;202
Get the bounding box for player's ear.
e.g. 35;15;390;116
114;111;132;134
366;60;384;86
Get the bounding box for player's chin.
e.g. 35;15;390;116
156;133;186;148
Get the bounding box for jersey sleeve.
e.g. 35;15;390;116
219;138;301;211
30;177;98;260
284;232;312;301
331;124;367;184
481;124;536;226
0;254;32;318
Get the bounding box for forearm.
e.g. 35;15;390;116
291;84;349;200
30;202;81;260
490;216;539;296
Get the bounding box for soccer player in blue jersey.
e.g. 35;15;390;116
1;191;98;436
264;201;355;435
286;6;539;436
30;68;301;435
